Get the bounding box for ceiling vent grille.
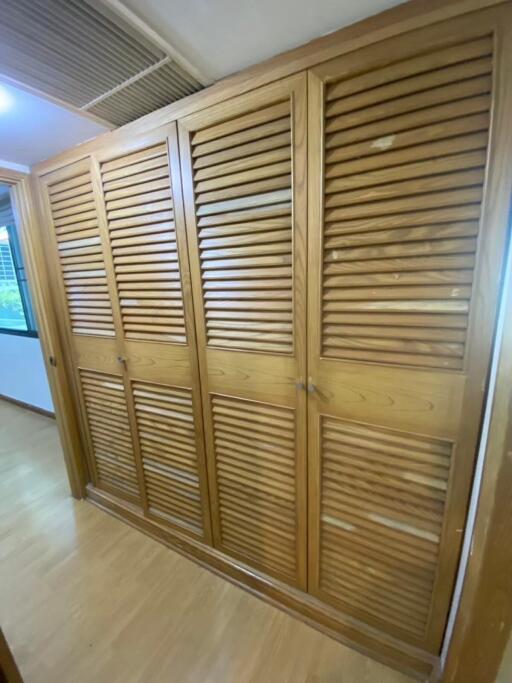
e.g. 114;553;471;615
87;58;202;127
0;0;205;127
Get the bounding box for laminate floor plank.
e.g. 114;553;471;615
0;399;415;683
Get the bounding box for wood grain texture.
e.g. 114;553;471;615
38;158;122;499
46;166;115;338
0;400;421;683
38;132;213;543
179;74;308;590
39;157;146;507
92;127;214;543
318;416;452;642
441;16;512;678
321;33;491;370
190;100;293;354
77;369;140;502
307;4;512;658
211;394;299;583
132;380;205;536
441;264;512;683
100;143;187;344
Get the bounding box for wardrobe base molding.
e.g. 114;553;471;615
87;484;436;681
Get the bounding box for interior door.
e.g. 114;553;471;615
307;6;512;653
178;75;308;588
40;125;212;543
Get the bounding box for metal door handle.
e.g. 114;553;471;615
296;379;317;392
117;355;127;365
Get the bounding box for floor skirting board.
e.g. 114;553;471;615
0;394;54;419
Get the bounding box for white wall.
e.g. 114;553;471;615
0;332;53;412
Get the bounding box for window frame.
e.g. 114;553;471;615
0;209;38;338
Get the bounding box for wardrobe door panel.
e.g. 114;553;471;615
101;143;186;344
211;394;298;582
46;162;114;337
41;128;212;542
131;380;204;534
308;6;512;654
41;159;144;505
78;369;140;502
95;127;212;542
179;75;308;588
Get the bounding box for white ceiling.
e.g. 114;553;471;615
118;0;405;81
0;81;108;167
0;0;405;167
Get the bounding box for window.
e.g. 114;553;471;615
0;186;37;335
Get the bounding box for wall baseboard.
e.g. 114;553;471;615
0;393;55;419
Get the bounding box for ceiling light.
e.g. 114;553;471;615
0;85;12;113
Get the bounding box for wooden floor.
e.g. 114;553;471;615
0;400;417;683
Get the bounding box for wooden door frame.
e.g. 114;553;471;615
439;223;512;681
0;627;23;683
0;165;87;498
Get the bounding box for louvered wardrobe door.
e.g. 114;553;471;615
95;128;212;542
307;8;512;657
100;142;186;343
45;160;114;338
41;158;143;505
178;75;308;587
78;369;140;502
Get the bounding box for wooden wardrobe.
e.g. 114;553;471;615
32;2;512;679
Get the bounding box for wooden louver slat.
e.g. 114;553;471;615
79;369;140;502
190;101;294;354
131;380;204;536
101;143;187;344
319;416;452;639
48;169;115;337
211;394;298;584
321;35;493;369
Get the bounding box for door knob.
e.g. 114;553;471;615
296;380;306;391
117;355;127;365
307;379;316;393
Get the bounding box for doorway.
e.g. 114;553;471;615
0;181;53;414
